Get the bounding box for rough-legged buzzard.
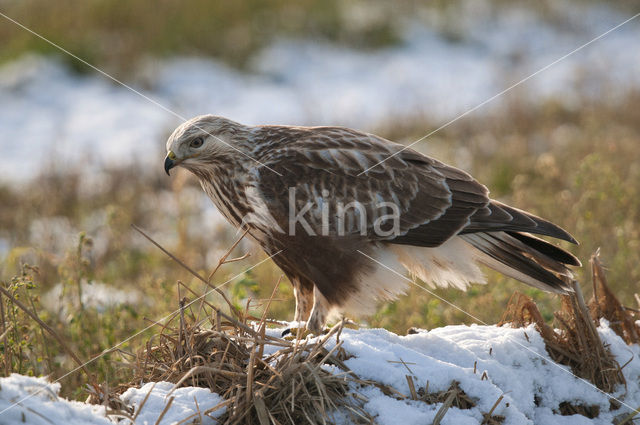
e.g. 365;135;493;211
164;115;580;333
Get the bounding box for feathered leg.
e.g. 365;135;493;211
306;287;330;334
292;278;314;322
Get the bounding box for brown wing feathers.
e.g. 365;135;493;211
389;174;488;247
256;126;579;294
389;150;579;293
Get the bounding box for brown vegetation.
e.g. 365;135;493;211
500;251;640;420
3;223;637;424
500;252;638;392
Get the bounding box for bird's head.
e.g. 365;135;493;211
164;115;248;176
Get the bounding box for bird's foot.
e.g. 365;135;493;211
282;327;312;340
281;326;328;340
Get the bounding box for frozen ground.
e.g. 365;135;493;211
1;2;640;182
1;321;638;424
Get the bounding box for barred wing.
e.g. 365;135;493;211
249;126;489;245
247;124;579;294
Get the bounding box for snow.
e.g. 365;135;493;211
330;324;623;425
1;322;638;424
0;374;110;425
0;377;225;425
120;382;226;425
2;2;640;182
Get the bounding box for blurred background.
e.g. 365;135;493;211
1;0;640;397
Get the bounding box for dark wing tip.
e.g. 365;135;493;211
491;201;579;245
544;221;578;245
566;233;579;245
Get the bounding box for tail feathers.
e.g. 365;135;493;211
463;201;578;244
461;232;575;294
506;232;581;267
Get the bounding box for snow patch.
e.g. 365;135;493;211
120;381;226;425
1;322;639;424
0;374;110;425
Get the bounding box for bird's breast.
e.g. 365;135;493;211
199;178;249;229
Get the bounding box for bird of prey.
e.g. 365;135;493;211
164;115;580;333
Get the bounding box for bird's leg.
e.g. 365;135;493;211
293;280;314;323
282;278;315;338
306;287;330;335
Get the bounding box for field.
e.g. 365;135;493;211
1;1;640;424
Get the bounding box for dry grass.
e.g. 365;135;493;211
499;251;639;419
89;291;512;424
108;311;375;424
500;288;625;394
3;227;637;424
589;252;640;345
79;231;374;425
79;230;510;424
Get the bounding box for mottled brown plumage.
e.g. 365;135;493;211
165;115;580;333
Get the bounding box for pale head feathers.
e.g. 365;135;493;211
165;115;250;172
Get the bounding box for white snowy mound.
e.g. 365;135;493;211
1;321;638;424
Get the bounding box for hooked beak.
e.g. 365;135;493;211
164;151;177;176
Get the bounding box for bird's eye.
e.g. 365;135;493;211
190;137;204;148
